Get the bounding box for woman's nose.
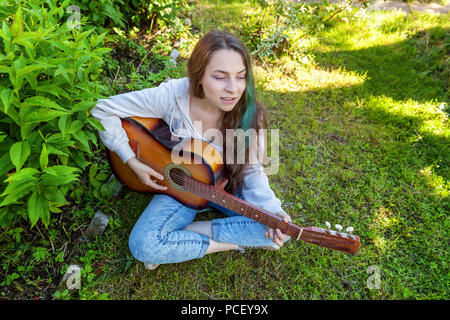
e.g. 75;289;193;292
225;79;237;93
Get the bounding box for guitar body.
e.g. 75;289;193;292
106;117;225;209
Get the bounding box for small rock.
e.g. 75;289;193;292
85;211;110;236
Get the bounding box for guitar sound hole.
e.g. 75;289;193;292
168;168;186;188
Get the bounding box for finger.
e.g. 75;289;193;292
283;215;291;223
273;235;283;247
151;181;168;191
267;228;274;241
145;176;168;191
268;229;282;247
276;228;285;241
149;169;164;181
275;229;285;247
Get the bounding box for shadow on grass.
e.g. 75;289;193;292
304;27;449;181
311;26;449;103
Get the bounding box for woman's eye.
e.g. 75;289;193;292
213;75;246;80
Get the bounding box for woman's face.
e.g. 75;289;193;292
200;49;247;113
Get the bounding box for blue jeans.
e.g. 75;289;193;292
128;190;281;264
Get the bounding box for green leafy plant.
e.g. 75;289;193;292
0;0;110;228
71;0;125;29
120;0;191;33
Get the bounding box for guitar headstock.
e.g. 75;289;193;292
300;221;361;254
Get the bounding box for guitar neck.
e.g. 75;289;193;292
183;175;304;241
183;175;360;254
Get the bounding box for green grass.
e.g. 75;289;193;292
1;0;448;300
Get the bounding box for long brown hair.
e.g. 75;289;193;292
187;30;268;194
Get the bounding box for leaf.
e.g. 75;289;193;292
44;187;69;206
10;6;23;36
54;66;72;83
86;117;104;131
23;96;67;111
95;172;109;181
0;152;14;176
46;133;74;147
58;114;70;137
23;108;68;124
16;65;46;78
0;65;10;73
5;168;39;182
88;163;97;180
68;120;84;134
40;165;80;187
71;149;91;170
12;54;26;74
71;101;97;113
28;190;50;227
1;20;12;42
90;31;107;48
10;141;31;171
13;31;44;43
40;143;48;169
20;122;39;141
46;144;69;157
0;172;38;207
37;84;65;98
0;88;13;113
72;130;91;154
75;55;90;70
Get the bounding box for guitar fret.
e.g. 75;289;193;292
232;199;238;213
253;209;260;222
267;215;273;228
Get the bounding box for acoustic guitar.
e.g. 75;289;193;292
106;117;361;254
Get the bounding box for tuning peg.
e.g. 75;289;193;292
325;221;331;229
345;226;354;234
335;224;343;232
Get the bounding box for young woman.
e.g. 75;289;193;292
91;30;291;269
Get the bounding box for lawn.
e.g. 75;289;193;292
1;0;448;300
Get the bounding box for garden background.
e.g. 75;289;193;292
0;0;448;300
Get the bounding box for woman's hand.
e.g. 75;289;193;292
126;157;168;191
264;212;291;247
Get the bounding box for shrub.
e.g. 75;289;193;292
120;0;191;33
0;0;110;228
70;0;125;29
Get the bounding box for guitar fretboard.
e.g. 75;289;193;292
183;175;303;240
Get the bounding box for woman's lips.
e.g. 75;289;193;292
220;97;237;104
